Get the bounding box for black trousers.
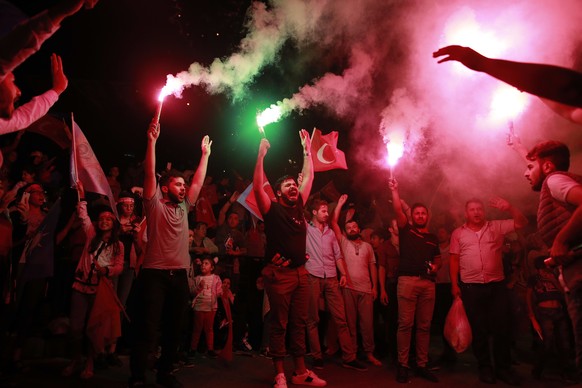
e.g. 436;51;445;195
460;281;511;371
130;268;189;379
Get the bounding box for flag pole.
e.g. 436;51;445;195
71;112;80;202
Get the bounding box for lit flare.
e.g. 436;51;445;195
256;104;282;128
154;77;185;124
385;137;404;179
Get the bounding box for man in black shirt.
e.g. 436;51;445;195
389;178;441;384
253;131;326;388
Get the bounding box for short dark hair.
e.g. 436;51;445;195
465;198;484;209
309;198;328;213
274;175;295;195
344;219;359;230
159;170;185;188
410;202;428;213
371;228;390;240
193;221;207;230
526;141;570;171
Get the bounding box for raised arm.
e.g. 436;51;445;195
253;138;272;216
50;53;68;96
0;0;98;82
433;45;582;109
539;99;582;125
331;194;348;242
388;178;407;228
143;121;159;200
187;135;212;204
298;129;314;204
218;192;239;226
489;196;528;230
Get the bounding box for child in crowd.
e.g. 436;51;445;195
189;257;222;358
214;275;235;358
63;182;124;379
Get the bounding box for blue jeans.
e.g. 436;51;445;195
396;276;435;367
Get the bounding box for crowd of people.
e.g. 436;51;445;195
1;1;582;388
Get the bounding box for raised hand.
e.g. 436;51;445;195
432;45;486;71
201;135;212;156
258;138;270;158
388;177;398;191
300;129;311;154
51;53;68;95
338;194;348;207
147;121;160;142
489;196;511;212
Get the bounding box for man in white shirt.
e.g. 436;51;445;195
450;198;527;385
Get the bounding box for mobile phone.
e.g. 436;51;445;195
21;192;30;203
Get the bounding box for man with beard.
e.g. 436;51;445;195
306;198;367;371
525;140;582;380
129;121;211;388
449;197;527;386
389;178;441;384
253;132;326;388
331;194;380;367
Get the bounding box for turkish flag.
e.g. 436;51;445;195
195;196;217;228
310;128;348;172
237;174;275;221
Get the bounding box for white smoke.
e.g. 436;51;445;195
166;0;582;220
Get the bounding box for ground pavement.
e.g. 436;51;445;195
1;338;576;388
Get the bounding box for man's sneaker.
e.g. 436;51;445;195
273;372;288;388
182;358;196;368
241;337;253;351
107;353;124;367
479;366;496;384
94;353;109;370
342;359;368;371
207;350;218;359
260;348;273;359
156;373;183;388
416;366;439;382
127;377;145;387
396;364;409;384
312;358;324;369
496;368;521;386
291;369;327;386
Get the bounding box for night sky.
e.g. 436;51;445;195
4;0;582;221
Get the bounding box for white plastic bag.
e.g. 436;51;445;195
444;297;472;353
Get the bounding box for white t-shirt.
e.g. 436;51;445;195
547;174;579;203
